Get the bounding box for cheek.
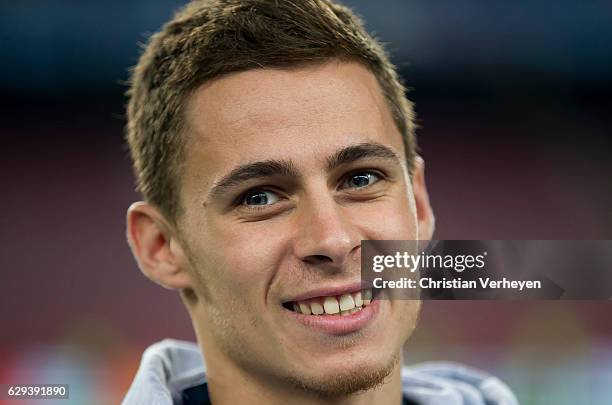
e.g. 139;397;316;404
202;222;290;300
358;197;418;241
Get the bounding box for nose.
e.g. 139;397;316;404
292;193;361;268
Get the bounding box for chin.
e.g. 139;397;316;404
285;345;401;398
288;351;400;398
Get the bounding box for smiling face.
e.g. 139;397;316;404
171;60;427;397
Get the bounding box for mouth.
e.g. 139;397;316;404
282;288;374;316
281;288;381;335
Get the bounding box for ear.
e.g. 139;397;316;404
412;156;435;241
126;202;192;290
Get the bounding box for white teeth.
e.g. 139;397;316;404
323;296;340;314
289;290;371;315
362;289;372;305
310;302;324;315
353;291;363;307
339;294;355;311
298;302;311;315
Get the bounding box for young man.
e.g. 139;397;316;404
123;1;517;404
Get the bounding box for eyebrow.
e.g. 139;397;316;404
326;142;402;171
207;142;402;199
208;160;300;199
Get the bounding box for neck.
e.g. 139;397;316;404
201;343;404;405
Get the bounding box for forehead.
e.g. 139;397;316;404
182;61;404;191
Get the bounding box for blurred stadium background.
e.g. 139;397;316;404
1;1;611;404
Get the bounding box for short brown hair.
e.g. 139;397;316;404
126;0;417;221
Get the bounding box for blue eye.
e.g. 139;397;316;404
242;190;280;206
344;172;381;189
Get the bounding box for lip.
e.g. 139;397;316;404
283;297;381;335
283;280;371;303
